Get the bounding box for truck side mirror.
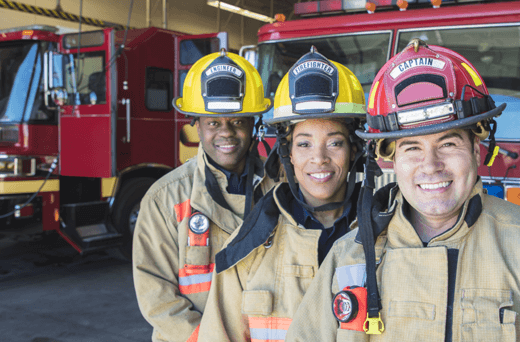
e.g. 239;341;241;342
44;52;66;108
239;45;257;67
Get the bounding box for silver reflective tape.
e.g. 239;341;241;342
398;103;454;125
207;101;241;110
178;272;212;286
250;328;288;340
295;101;332;111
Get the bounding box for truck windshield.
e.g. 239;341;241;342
398;25;520;140
257;32;391;99
63;51;106;105
0;41;53;124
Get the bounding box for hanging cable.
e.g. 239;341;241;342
106;0;134;72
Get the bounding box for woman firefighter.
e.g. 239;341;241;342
194;47;367;341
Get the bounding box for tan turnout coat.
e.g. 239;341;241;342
133;146;274;342
196;182;359;342
286;181;520;342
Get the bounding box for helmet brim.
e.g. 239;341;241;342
172;96;272;118
356;103;506;140
264;112;366;126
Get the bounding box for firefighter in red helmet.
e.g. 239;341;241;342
286;39;520;341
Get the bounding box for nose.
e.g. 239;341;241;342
311;144;330;165
218;121;236;137
420;147;444;174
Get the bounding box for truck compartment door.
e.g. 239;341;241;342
58;28;116;178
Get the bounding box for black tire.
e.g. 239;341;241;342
112;177;155;260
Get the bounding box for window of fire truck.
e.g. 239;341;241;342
146;67;173;111
63;51;106;106
397;25;520;141
256;32;391;104
180;37;221;65
0;41;55;125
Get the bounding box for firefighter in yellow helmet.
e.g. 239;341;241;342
133;49;276;342
194;47;366;341
286;40;520;342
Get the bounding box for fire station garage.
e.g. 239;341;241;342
0;1;297;341
1;0;520;341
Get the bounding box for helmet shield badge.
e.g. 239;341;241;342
289;47;339;115
201;53;246;113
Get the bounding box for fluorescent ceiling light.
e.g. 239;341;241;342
207;1;275;23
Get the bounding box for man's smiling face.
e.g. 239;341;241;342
196;116;254;174
393;128;481;224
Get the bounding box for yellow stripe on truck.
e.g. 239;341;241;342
0;179;59;194
102;177;117;198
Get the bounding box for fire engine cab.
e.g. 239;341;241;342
250;0;520;205
0;25;227;257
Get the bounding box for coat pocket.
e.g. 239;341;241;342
242;290;273;316
461;289;517;342
336;328;368;342
185;245;210;266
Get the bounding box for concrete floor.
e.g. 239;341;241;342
0;234;153;342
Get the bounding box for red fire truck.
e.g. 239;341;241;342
251;0;520;205
0;25;227;257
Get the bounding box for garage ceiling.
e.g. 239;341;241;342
217;0;300;18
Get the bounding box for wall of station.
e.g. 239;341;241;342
0;0;264;51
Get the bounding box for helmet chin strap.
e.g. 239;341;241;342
357;140;384;333
483;119;498;167
275;123;363;214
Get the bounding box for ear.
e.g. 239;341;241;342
474;135;481;166
350;144;357;162
195;120;202;139
249;118;255;137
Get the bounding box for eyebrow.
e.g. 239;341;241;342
294;131;347;139
397;131;465;148
437;132;464;143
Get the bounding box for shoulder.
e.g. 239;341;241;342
143;159;197;201
331;228;365;260
480;193;520;227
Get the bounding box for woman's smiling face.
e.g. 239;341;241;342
290;118;353;207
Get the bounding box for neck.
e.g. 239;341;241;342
313;206;344;228
411;210;460;243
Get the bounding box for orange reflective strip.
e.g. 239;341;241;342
248;317;292;330
174;199;191;222
249;316;292;341
178;264;214;295
179;281;212;295
186;324;200;342
179;264;214;277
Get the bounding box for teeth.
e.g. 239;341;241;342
311;172;332;179
419;181;451;190
219;145;235;148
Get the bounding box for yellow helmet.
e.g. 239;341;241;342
265;47;366;126
173;49;272;117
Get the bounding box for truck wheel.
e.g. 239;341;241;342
112;177;155;260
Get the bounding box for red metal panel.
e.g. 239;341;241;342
59;28;115;177
295;2;320;15
60;116;112;177
321;0;343;12
479;142;520;179
258;1;520;43
0;29;60;43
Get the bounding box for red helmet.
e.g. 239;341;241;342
357;39;505;141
